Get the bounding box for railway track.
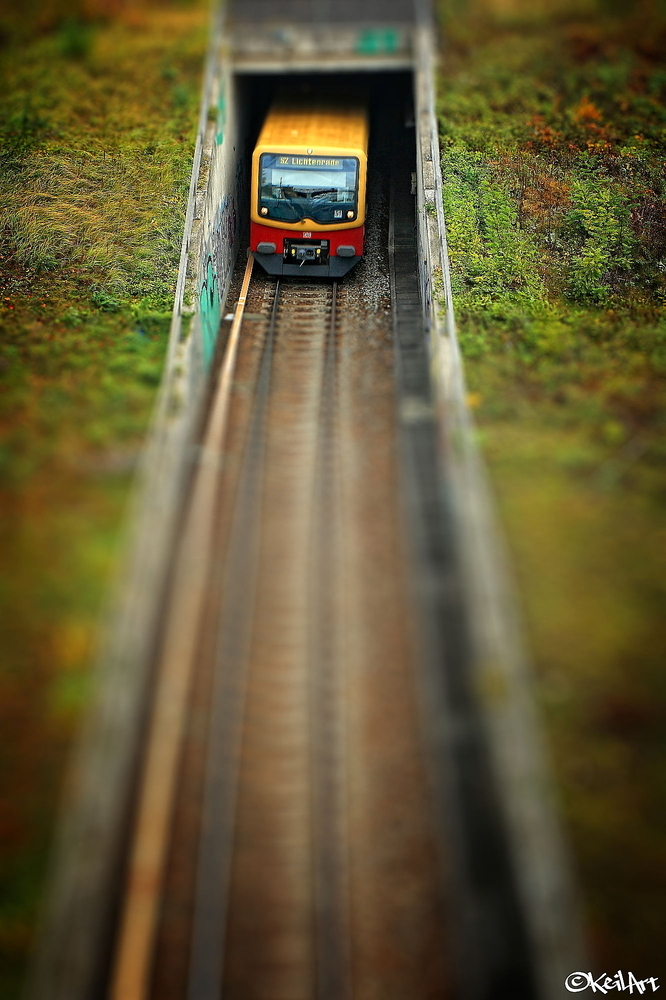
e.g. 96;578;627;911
110;193;450;997
102;98;539;1000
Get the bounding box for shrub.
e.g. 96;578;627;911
564;173;635;303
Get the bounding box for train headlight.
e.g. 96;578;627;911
347;210;354;219
260;206;268;216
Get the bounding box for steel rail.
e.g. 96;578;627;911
308;280;353;1000
186;276;282;1000
186;275;347;1000
110;254;255;1000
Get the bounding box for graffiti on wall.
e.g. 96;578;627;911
216;90;227;147
199;253;220;366
196;68;245;369
198;190;239;367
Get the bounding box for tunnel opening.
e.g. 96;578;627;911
229;70;417;258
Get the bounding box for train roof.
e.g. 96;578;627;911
256;102;369;156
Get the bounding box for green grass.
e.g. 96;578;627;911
437;0;666;970
0;6;207;994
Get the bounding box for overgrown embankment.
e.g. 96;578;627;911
438;0;666;970
0;6;206;994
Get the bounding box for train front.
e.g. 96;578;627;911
250;103;368;278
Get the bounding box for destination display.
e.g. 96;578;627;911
273;155;344;169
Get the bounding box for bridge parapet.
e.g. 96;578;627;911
228;0;417;23
228;0;418;72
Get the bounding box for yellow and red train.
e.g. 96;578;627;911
250;99;369;277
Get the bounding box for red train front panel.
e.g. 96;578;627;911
251;221;365;278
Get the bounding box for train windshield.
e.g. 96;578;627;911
259;153;359;224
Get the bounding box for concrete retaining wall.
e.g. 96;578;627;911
26;10;245;998
412;18;585;1000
